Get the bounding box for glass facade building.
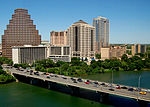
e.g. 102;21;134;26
93;16;109;53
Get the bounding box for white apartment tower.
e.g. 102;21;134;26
93;16;109;53
67;20;96;59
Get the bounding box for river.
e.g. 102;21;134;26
0;71;150;107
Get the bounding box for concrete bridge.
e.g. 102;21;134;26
3;66;150;106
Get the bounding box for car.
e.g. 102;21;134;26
47;76;50;78
87;80;93;84
73;81;77;83
62;77;67;79
107;84;113;87
145;89;150;93
70;77;74;80
77;78;83;82
93;81;99;85
101;83;105;85
121;86;128;89
43;72;46;75
85;82;90;84
109;88;115;91
54;75;59;78
128;88;134;91
30;70;33;72
50;75;54;77
116;86;121;89
139;91;147;95
46;73;49;75
34;71;39;76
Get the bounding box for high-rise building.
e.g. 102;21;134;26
67;20;95;59
131;44;146;56
93;16;109;53
50;31;67;46
2;8;41;59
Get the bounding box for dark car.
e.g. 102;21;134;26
54;75;59;78
30;70;33;72
73;80;77;83
128;88;134;91
93;81;99;85
87;80;93;84
47;76;50;78
101;83;105;85
50;75;54;77
43;72;46;75
77;78;83;82
121;86;128;89
70;77;74;80
34;71;39;76
62;77;67;79
109;88;115;91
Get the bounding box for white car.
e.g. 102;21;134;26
145;89;150;93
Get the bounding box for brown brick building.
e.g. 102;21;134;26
50;31;67;46
2;8;41;59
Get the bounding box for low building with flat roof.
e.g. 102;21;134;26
49;45;71;62
12;45;47;64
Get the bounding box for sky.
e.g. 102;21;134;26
0;0;150;44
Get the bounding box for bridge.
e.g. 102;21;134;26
3;65;150;106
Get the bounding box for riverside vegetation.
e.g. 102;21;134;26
0;57;15;83
14;53;150;77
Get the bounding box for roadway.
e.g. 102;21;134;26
3;65;150;102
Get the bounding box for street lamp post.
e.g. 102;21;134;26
137;75;141;101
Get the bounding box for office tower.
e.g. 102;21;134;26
2;8;41;59
131;44;146;56
50;31;67;46
67;20;95;59
93;16;109;53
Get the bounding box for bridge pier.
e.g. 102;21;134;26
69;85;80;96
47;82;51;89
98;92;109;103
30;79;33;85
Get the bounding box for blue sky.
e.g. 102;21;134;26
0;0;150;44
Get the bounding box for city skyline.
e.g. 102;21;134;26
0;0;150;44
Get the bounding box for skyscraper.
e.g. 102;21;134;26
67;20;95;59
93;16;109;53
2;8;41;59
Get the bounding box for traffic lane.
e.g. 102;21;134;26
4;67;150;98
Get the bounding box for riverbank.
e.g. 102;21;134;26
0;68;15;84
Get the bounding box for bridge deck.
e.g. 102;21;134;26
4;67;150;102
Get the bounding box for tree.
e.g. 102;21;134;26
71;57;81;66
121;54;128;62
95;54;101;59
